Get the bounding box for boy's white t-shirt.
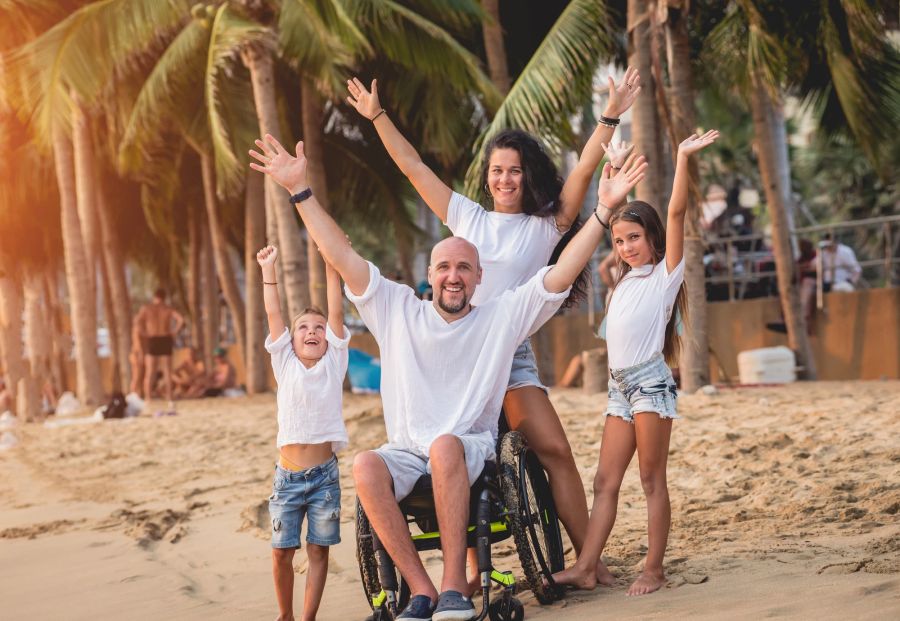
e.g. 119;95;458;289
445;192;563;305
265;326;350;452
605;257;685;370
346;262;568;455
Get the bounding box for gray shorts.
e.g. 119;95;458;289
373;433;496;501
605;353;679;424
507;339;548;393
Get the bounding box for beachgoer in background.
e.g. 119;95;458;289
257;244;350;621
249;133;645;621
820;233;861;292
202;348;236;397
346;70;643;586
553;130;720;596
798;238;818;331
135;288;184;413
173;348;206;399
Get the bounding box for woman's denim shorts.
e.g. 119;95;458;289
268;454;341;548
507;339;548;393
605;353;679;424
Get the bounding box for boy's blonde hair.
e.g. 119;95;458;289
290;307;326;333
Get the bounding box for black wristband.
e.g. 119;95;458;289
593;210;610;229
372;108;386;121
289;188;313;204
598;114;620;127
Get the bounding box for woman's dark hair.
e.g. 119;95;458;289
607;201;688;366
479;129;588;307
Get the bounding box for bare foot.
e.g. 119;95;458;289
550;564;597;591
626;570;666;596
595;559;616;586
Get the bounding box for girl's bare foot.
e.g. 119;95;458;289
626;569;666;596
595;560;616;586
550;564;597;590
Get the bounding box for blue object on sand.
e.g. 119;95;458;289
348;348;381;394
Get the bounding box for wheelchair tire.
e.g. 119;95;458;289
355;499;383;611
499;430;564;604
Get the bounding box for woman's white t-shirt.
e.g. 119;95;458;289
605;257;685;370
445;192;563;306
265;326;350;451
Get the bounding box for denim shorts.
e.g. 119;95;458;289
268;454;341;548
507;339;548;393
605;353;679;424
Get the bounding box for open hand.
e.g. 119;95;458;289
600;140;635;169
605;66;642;118
256;245;278;267
678;129;720;157
346;77;382;120
249;135;307;194
597;152;648;208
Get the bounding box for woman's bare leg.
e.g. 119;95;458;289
552;416;635;589
627;413;672;596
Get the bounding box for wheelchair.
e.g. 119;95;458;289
355;422;565;621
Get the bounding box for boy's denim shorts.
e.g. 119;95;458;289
605;353;679;424
268;454;341;548
507;339;548;393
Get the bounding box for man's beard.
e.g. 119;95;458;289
437;287;469;314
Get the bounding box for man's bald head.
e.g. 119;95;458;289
427;236;482;320
430;236;480;270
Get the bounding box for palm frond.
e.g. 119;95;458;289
463;0;616;196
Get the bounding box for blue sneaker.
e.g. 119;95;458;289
432;590;475;621
397;594;436;620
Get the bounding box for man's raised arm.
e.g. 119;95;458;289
250;135;370;296
542;154;647;294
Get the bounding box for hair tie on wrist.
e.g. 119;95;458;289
593;210;610;230
372;109;386;121
263;281;277;285
598;114;620;127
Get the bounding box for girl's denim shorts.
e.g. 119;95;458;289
507;338;548;394
268;454;341;548
605;353;679;424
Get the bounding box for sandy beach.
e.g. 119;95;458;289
1;380;898;620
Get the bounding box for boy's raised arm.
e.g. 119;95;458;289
250;135;370;296
256;245;286;339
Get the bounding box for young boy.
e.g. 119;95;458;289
258;245;350;621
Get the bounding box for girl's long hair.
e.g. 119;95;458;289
607;201;688;366
478;129;588;308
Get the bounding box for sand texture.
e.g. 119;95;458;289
1;381;898;620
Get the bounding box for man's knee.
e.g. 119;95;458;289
353;451;390;492
428;434;464;465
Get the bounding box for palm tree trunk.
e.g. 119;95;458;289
44;270;68;395
244;171;268;394
97;253;121;392
71;97;99;303
628;0;666;213
663;5;709;392
481;0;511;94
749;74;816;379
188;202;204;353
200;152;246;358
0;267;24;415
388;197;415;286
52;122;103;405
22;274;48;419
243;44;309;318
201;217;219;372
301;79;330;310
96;177;132;390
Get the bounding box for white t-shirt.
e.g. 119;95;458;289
822;244;861;286
265;326;350;452
445;192;564;305
605;257;685;370
346;262;569;454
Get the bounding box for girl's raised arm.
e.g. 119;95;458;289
347;78;452;221
257;245;286;339
556;67;642;229
665;129;720;272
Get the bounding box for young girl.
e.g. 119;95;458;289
258;245;350;621
552;130;720;596
345;71;642;580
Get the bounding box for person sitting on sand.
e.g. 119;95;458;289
250;134;645;621
202;348;236;397
551;131;720;597
135;288;184;413
258;244;350;621
173;348;206;399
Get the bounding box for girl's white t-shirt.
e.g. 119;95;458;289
445;192;563;305
265;326;350;451
605;257;685;370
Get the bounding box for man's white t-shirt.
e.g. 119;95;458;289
605;257;685;370
822;243;861;287
445;192;564;305
346;262;569;454
265;326;350;452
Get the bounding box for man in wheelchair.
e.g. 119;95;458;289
250;136;623;620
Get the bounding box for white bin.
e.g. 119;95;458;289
737;346;796;384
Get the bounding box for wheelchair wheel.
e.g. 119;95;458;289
499;430;565;604
355;499;383;610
